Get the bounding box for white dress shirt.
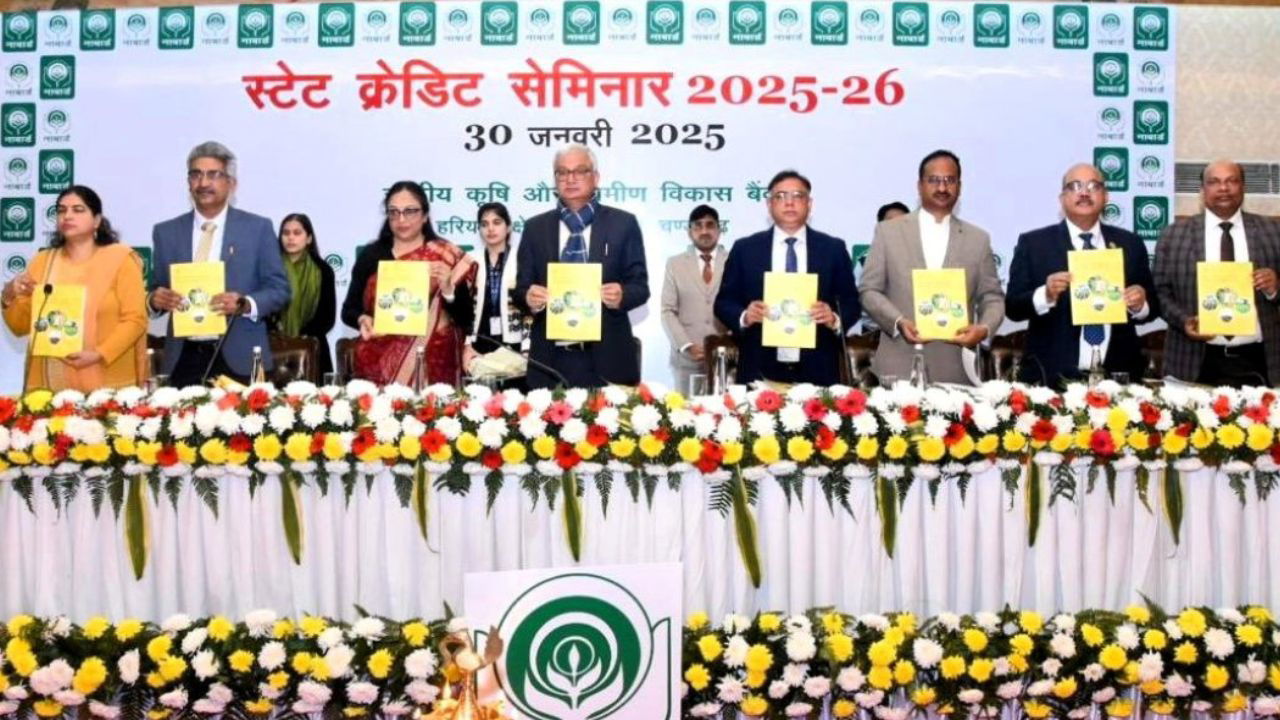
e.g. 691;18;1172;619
1032;220;1150;369
557;222;594;258
1203;208;1260;346
917;209;950;270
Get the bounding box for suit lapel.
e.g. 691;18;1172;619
905;212;928;269
1244;212;1270;266
220;208;236;262
940;217;963;268
175;211;195;264
587;206;606;263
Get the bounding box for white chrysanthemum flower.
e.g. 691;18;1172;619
997;681;1023;700
852;412;879;436
628;404;661;436
1091;687;1116;704
855;690;885;708
974;612;1000;631
692;413;717;439
324;644;355;678
257;642;286;671
296;681;331;705
1116;624;1140;650
435;416;462;440
971;404;999;432
168;414;195;440
243;609;276;636
560;418;588;444
206;684;233;705
117;651;140;685
595;407;621;435
768;680;790;699
837;666;865;692
779;404;807;433
159;688;188;709
1165;673;1193;697
1137;652;1163;682
351;617;385;640
785;702;814;717
1218;608;1246;625
690;702;722;717
30;661;72;695
748;412;777;437
1239;659;1267;684
460;400;487;424
518;415;547;440
1050;633;1076;658
476;418;508;448
328;400;354;427
1081;663;1105;682
192;650;219;680
404;680;439;705
721;614;750;634
181;628;208;655
723;635;749;668
3;686;28;701
380;701;412;716
316;627;344;651
924;415;950;439
346;681;379;705
268;405;296;434
404;649;437;679
958;689;984;705
1028;679;1054;696
300;403;327;428
912;638;943;668
716;676;745;704
88;701;120;718
1204;628;1235;659
803;675;830;698
782;662;808;686
785;633;816;662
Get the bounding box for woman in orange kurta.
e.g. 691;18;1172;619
1;185;148;391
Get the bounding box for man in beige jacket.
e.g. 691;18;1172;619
661;205;727;393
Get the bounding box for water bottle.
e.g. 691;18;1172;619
1088;345;1105;386
712;346;729;395
250;346;266;385
910;344;928;389
413;346;427;392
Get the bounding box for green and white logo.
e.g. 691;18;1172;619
123;12;149;43
1094;147;1128;192
647;1;683;44
1093;52;1128;97
1096;106;1125;140
892;2;928;46
159;6;194;48
811;2;847;45
481;2;518;44
202;11;231;42
525;5;554;41
1137;154;1164;183
774;6;802;40
855;6;884;41
4;254;27;274
1102;202;1123;226
318;3;354;46
1097;11;1123;42
1052;5;1087;49
38;149;72;194
935;8;964;43
1134;196;1168;241
693;6;720;31
1133;100;1169;144
1133;7;1168;51
728;1;765;44
362;8;391;41
6;63;32;95
324;252;344;272
40;56;75;100
5;155;30;184
399;2;436;45
1137;59;1165;91
42;202;57;230
42;108;70;142
1;103;35;147
46;14;73;45
564;1;600;44
1;198;33;242
3;12;37;52
1016;9;1044;43
973;4;1008;47
80;9;116;50
237;4;274;48
281;10;309;40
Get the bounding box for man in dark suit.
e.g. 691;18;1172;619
148;141;290;387
515;145;649;388
714;169;860;386
1154;160;1280;386
1006;163;1158;386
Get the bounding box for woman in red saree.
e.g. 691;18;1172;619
344;181;477;386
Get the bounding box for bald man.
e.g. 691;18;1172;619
1006;163;1158;386
1154;160;1280;387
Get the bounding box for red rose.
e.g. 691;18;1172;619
482;449;503;470
901;405;921;424
636;383;655;404
943;422;967;446
1009;390;1029;416
1176;422;1193;437
961;403;974;423
803;397;828;422
15;415;35;433
0;397;16;424
357;394;373;412
1139;402;1161;426
441;403;459;417
351;428;376;456
653;428;671;443
588;392;609;413
229;433;252;453
755;390;783;413
1090;429;1116;456
1031;418;1057;443
247;388;271;412
1085;390;1110;409
415;404;436;423
835;390;867;417
217;393;241;411
310;432;327;455
586;424;610;447
695;456;720;474
1245;405;1269;424
392;399;408;413
554;441;581;470
701;439;724;462
1213;395;1232;419
814;425;836;451
420;429;447;454
157;444;179;467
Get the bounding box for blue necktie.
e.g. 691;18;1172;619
1080;232;1106;347
561;232;587;263
785;237;798;272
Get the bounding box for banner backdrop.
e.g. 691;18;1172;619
0;2;1176;391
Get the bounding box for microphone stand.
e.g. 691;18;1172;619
200;296;249;386
21;253;57;392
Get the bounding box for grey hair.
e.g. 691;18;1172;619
1201;159;1245;186
552;144;598;174
187;141;238;179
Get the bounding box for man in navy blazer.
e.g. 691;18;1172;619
148;141;290;387
714;169;860;386
1006;163;1158;386
515;145;649;388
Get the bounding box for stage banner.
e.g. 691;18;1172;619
0;2;1176;390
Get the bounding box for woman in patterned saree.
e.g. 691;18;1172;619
342;181;476;386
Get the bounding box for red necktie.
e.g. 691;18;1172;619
701;253;713;284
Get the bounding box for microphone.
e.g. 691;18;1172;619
473;333;571;389
21;253;57;392
200;296;250;386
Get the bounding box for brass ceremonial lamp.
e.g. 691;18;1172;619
420;627;509;720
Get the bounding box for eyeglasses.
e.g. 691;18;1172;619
769;190;811;203
187;169;231;183
554;167;595;180
386;207;424;220
1204;177;1243;189
1062;180;1106;193
924;176;958;188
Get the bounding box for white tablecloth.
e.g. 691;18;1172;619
3;465;1277;621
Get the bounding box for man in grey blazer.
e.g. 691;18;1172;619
1154;160;1280;386
660;204;727;393
860;150;1005;385
148;141;290;387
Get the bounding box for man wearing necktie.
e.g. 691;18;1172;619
661;204;727;394
1154;160;1280;387
1006;163;1158;387
515;145;649;388
714;170;860;386
148;141;289;387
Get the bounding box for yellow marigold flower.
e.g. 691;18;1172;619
856;436;879;460
975;434;999;455
6;614;34;636
741;696;768;716
1127;431;1150;452
1246;606;1274;624
917;436;945;463
1100;644;1127;671
148;710;172;720
1177;608;1207;637
285;432;312;462
245;699;274;715
684;663;710;691
752;436;781;464
398;435;420;461
787;436;814;462
884;627;905;647
0;673;8;692
721;442;744;465
608;436;635;459
757;613;781;633
868;665;893;690
1223;691;1249;713
1216;424;1245;450
268;671;290;690
1235;623;1263;646
1002;431;1028;453
948;434;975;460
575;441;598;460
455;432;482;458
1050;433;1074;453
115;618;143;642
1105;698;1134;718
1140;679;1164;696
822;438;849;461
309;656;330;680
697;635;722;663
367;649;393;679
1163;432;1188;455
1010;633;1034;656
227;450;250;466
1080;623;1105;647
299;615;328;637
1107;407;1130;434
745;644;774;672
72;657;108;695
1074;427;1094;450
82;616;110;640
637;434;664;459
868;639;897;666
940;656;966;680
229;650;255;673
32;443;57;465
677;437;702;463
114;437;138;457
894;659;916;685
885;435;909;459
963;628;989;653
686;612;709;630
665;392;685;411
343;708;368;718
968;658;994;682
1008;653;1029;674
1053;677;1078;698
22;389;51;412
1123;661;1140;685
427;443;451;463
145;672;165;689
323;434;346;461
834;698;858;717
1191;426;1215;450
822;612;845;635
207;615;234;642
1205;663;1229;690
291;652;314;674
146;635;172;662
158;656;187;682
1124;605;1151;624
33;700;63;718
500;441;527;465
272;619;295;639
1173;641;1198;664
402;621;429;647
826;634;854;663
1023;701;1053;719
1248;423;1274;452
1141;630;1166;652
912;687;937;707
895;613;917;635
199;438;228;465
7;450;31;466
745;669;766;688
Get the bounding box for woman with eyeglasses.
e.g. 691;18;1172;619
2;185;148;391
341;181;476;386
462;202;529;387
272;213;336;377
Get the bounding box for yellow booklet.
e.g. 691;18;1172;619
912;268;968;340
171;261;226;337
762;271;817;349
546;262;602;342
1198;261;1256;336
373;261;430;336
1068;248;1127;325
30;284;86;357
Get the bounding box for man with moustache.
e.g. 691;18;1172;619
515;144;649;388
1006;163;1158;386
1154;160;1280;386
860;149;1005;385
714;169;860;386
661;204;728;393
